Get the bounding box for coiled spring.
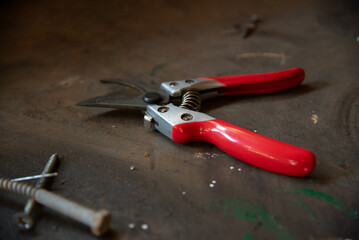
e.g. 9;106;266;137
179;90;201;111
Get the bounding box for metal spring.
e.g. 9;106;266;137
179;90;201;111
0;178;37;198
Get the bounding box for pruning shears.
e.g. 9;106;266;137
77;68;316;177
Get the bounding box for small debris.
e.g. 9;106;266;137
130;166;136;171
144;152;150;157
229;166;234;170
209;183;215;188
112;125;116;128
128;223;135;229
311;111;318;124
253;129;258;133
60;179;66;185
238;168;242;171
212;180;216;184
182;191;186;195
356;36;359;42
338;162;350;170
141;224;149;230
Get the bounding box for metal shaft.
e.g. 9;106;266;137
11;172;58;182
0;178;111;236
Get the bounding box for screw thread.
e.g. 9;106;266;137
0;178;37;198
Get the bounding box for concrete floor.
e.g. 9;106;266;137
0;0;358;239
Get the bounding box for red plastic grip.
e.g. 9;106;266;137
172;119;315;177
202;68;305;95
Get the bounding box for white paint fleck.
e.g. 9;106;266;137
141;224;149;230
209;183;215;188
193;152;222;160
128;223;135;229
229;166;234;170
311;112;318;124
238;168;242;171
212;180;216;184
58;76;80;88
130;166;136;171
182;191;186;195
253;129;258;133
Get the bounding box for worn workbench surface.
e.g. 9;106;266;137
0;0;358;239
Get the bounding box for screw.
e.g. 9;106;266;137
158;106;169;113
185;79;194;84
13;153;58;231
181;113;193;121
1;178;111;236
169;82;178;87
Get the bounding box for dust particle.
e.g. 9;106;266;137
144;152;150;157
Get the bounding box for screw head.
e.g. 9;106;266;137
181;113;193;121
185;79;194;84
158;107;169;113
169;82;178;87
91;209;111;236
13;213;34;231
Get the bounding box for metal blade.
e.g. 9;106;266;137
77;79;171;110
76;94;148;110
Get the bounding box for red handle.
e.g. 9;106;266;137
172;119;315;177
201;68;305;95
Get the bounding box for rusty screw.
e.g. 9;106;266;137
13;153;58;230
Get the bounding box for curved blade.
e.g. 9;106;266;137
76;94;148;110
100;79;153;94
77;79;170;110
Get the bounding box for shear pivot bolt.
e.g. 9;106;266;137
181;113;193;121
158;107;169;113
143;92;162;104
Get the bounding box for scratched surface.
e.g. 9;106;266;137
0;0;358;239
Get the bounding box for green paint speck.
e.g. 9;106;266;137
275;187;359;220
243;232;254;240
219;198;295;240
295;199;316;222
